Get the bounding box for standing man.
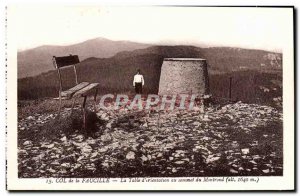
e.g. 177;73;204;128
133;69;144;94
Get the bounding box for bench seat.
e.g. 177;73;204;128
61;82;90;99
73;83;99;98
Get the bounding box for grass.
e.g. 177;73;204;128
18;109;105;143
18;96;96;119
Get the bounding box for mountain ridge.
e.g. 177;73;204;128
18;37;282;78
18;37;152;78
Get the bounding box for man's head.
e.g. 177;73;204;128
137;69;141;74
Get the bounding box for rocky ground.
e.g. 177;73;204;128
18;100;283;178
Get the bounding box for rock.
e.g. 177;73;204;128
126;151;135;160
252;141;258;146
47;168;56;173
32;154;45;161
46;143;55;149
74;163;81;169
23;140;32;146
74;135;84;142
102;162;110;167
194;145;201;149
101;134;112;142
270;169;275;173
262;169;270;173
77;156;85;162
241;148;249;155
230;169;238;174
60;136;67;142
51;161;60;166
81;145;93;154
206;156;221;163
193;121;201;126
175;150;185;154
99;147;108;153
202;115;210;121
72;141;82;147
202;137;210;141
61;163;71;168
106;122;112;129
86;165;96;171
26;116;34;120
249;160;257;165
157;153;163;158
141;155;148;162
90;152;98;158
193;106;204;112
101;114;109;121
60;169;67;174
87;139;96;145
172;168;177;173
253;155;261;160
225;114;234;120
175;161;185;165
18;149;27;155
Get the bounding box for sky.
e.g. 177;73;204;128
9;6;292;52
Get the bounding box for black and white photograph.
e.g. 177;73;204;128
6;5;294;191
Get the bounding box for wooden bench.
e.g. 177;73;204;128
52;55;99;129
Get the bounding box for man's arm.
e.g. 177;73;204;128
142;75;144;86
133;76;135;86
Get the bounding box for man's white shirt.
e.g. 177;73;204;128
133;74;144;86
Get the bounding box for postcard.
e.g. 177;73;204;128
6;6;294;191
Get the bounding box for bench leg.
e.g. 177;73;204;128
70;98;76;116
56;96;62;119
82;96;87;131
93;88;98;112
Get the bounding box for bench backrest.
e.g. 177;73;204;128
53;55;80;68
52;55;80;93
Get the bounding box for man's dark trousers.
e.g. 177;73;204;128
135;82;143;94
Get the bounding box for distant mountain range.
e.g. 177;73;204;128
111;45;282;72
18;40;283;101
17;37;282;78
17;38;151;78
